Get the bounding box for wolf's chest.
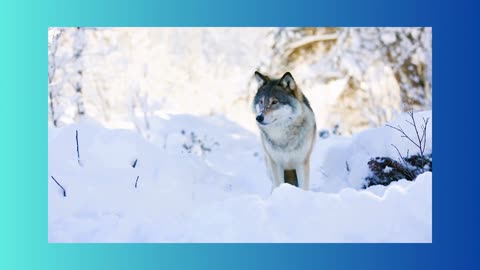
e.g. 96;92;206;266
261;115;315;167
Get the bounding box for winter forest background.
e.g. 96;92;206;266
48;27;431;135
48;28;432;242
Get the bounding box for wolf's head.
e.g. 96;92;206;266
253;71;304;126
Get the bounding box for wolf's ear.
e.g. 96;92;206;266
254;71;269;87
279;72;296;91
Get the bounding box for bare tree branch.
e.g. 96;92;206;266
386;111;430;157
386;124;421;149
421;117;430;154
390;144;415;180
408;111;424;155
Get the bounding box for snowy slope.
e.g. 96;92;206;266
48;111;432;242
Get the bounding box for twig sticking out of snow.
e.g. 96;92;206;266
132;159;139;188
50;176;66;197
134;176;140;189
390;144;415;180
386;111;430;156
163;134;168;149
76;130;82;166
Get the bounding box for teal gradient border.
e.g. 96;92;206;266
2;0;479;269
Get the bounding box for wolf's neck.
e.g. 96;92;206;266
261;113;311;147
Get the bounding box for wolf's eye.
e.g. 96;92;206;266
260;100;263;104
272;100;278;105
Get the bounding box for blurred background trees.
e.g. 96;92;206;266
260;27;431;134
48;27;431;136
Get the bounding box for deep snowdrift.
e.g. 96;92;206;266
48;111;432;242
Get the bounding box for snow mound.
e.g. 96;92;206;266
48;112;432;242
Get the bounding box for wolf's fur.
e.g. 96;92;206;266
253;71;316;191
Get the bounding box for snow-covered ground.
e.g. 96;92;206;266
48;111;432;242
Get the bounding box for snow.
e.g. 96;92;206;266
49;111;432;242
383;166;393;173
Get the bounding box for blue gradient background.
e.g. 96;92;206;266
1;0;479;269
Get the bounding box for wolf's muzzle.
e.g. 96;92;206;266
256;115;264;123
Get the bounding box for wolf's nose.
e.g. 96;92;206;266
256;115;264;123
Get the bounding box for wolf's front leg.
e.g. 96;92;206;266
271;163;285;191
296;163;310;190
265;155;283;192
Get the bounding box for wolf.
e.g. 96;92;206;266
253;71;316;191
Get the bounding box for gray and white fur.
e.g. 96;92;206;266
253;71;316;191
